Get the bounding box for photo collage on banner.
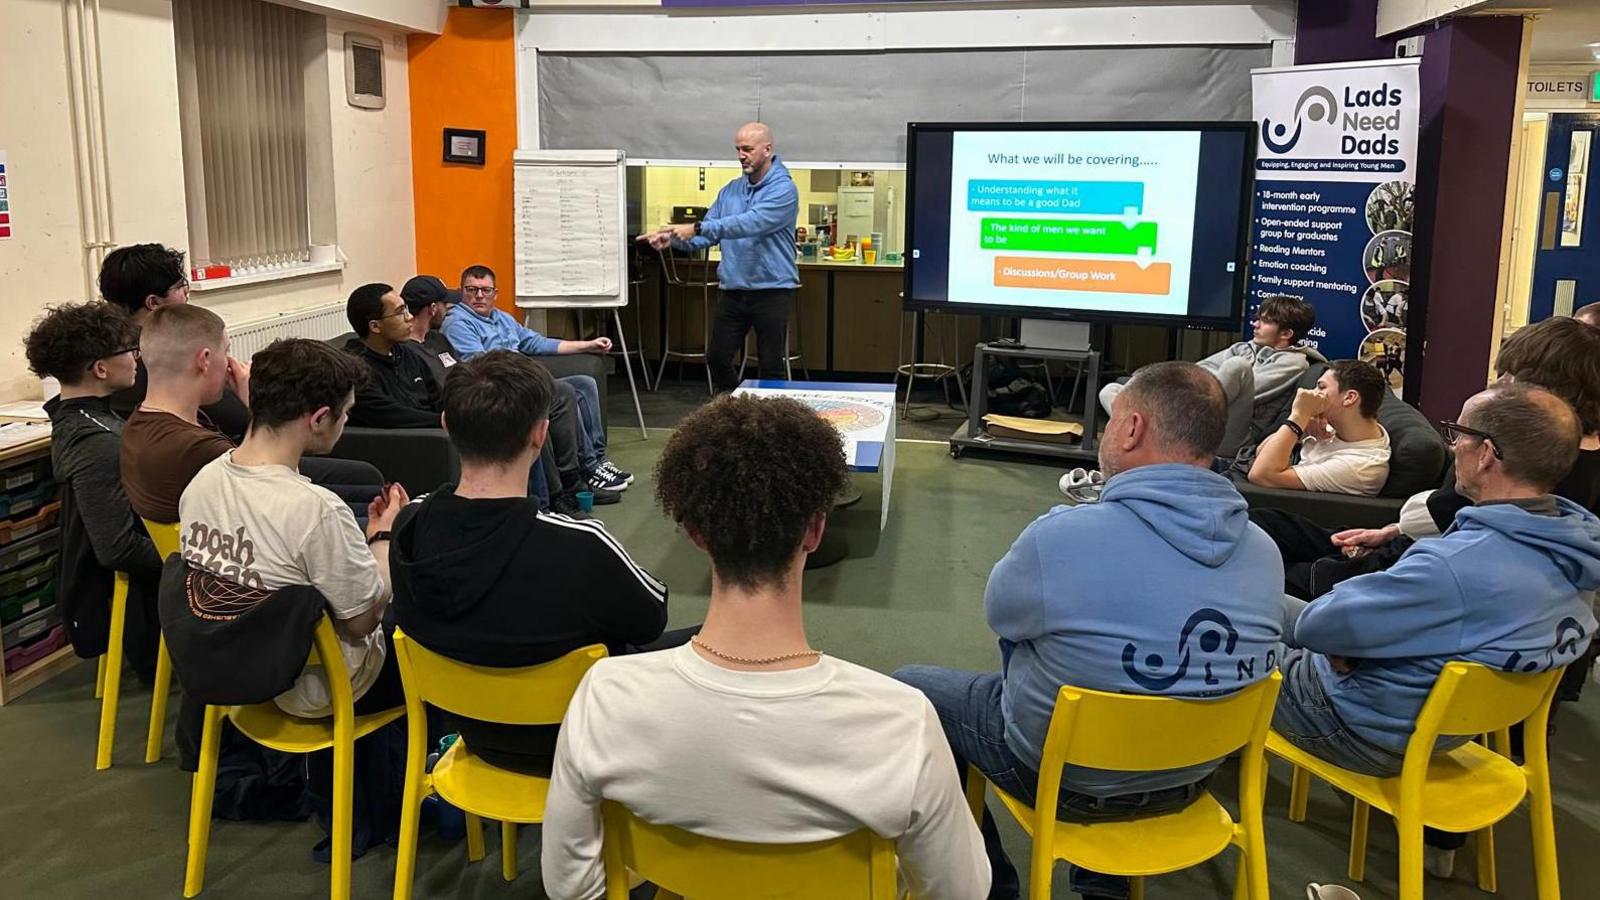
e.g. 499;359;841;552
1248;59;1420;394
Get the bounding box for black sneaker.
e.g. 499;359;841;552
589;486;622;506
597;459;635;488
587;467;630;493
549;492;593;520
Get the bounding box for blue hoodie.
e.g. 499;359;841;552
675;157;800;291
441;303;561;360
1296;498;1600;754
988;464;1285;797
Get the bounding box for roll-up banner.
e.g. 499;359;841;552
1248;58;1420;393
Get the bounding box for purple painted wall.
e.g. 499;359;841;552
1407;16;1526;422
1295;0;1398;65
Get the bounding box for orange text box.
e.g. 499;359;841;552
993;257;1172;295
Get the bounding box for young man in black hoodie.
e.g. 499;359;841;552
26;303;164;681
390;350;677;775
343;283;620;510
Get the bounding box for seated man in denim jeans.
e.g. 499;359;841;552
1275;382;1600;877
897;362;1285;900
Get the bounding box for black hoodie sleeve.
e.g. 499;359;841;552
545;516;669;646
62;429;163;576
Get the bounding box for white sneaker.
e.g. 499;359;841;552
1307;884;1361;900
1057;468;1106;503
1423;846;1456;878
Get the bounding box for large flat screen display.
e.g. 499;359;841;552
904;122;1255;330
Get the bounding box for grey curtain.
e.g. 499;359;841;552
537;46;1270;162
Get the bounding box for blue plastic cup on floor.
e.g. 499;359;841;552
576;491;594;513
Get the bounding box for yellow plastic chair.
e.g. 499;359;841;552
391;631;607;899
183;614;404;898
600;800;898;900
969;672;1282;900
1270;661;1566;900
93;519;178;768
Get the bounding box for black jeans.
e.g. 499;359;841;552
1247;508;1410;600
709;288;794;393
541;376;587;494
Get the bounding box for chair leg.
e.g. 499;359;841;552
96;573;130;770
1528;768;1562;900
1476;824;1498;893
465;813;486;862
501;821;518;882
95;654;106;699
1288;765;1310;822
331;720;355;900
1397;817;1425;900
1232;851;1248;900
183;705;225;898
1348;800;1370;882
145;637;172;763
1130;876;1146;900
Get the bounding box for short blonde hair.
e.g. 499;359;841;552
141;304;226;375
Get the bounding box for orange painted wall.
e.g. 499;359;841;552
408;8;519;316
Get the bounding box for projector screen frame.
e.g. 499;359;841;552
901;120;1257;332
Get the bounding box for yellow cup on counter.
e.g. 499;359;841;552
863;249;878;265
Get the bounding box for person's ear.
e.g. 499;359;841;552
195;346;213;374
1122;410;1147;451
309;405;333;430
530;419;550;450
800;512;827;555
144;294;163;312
440;411;451;438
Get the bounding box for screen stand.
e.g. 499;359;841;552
950;335;1103;466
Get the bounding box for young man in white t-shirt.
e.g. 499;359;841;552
1248;359;1391;496
540;396;989;900
179;338;409;719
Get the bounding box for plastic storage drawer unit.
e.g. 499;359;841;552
0;528;60;574
0;582;55;627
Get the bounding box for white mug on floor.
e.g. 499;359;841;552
1307;884;1361;900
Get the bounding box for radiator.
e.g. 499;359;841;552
224;302;350;360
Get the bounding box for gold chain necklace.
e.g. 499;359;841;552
691;635;823;666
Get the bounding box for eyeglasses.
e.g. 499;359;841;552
87;346;139;371
461;286;497;296
1440;420;1504;459
377;307;409;321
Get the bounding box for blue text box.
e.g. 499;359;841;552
966;180;1145;215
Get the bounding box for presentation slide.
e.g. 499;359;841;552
946;131;1201;316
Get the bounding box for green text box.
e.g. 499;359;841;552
979;218;1157;254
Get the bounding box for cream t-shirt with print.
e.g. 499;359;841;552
179;451;388;717
1294;425;1392;496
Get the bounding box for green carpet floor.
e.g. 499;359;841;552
2;430;1596;899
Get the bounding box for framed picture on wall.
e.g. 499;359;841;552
444;129;487;165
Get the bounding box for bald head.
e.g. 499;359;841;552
734;122;775;181
1459;382;1580;493
1573;302;1600;328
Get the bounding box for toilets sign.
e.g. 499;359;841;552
1247;59;1420;388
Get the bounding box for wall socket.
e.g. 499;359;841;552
1396;36;1426;59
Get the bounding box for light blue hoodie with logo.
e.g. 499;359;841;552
988;464;1286;797
1296;498;1600;755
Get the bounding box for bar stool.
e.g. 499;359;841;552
894;301;968;420
655;248;717;396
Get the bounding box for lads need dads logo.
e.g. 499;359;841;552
1260;78;1410;172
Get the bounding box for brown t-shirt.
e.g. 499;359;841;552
120;409;236;524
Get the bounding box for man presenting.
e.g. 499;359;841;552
642;122;800;393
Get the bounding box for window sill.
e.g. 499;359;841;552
188;260;345;293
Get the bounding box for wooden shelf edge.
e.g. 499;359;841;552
0;644;80;706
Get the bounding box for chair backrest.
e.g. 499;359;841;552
306;614;353;707
1037;673;1283;774
1406;661;1563;750
599;801;897;900
390;629;606;726
656;246;715;289
141;519;181;561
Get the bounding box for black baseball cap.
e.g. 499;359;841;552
400;275;461;312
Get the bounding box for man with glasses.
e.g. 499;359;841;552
442;265;632;498
26;303;164;683
98;242;252;441
1273;382;1600;872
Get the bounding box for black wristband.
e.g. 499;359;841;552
694;221;703;236
1284;420;1305;440
366;530;392;546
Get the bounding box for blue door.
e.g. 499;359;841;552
1530;114;1600;321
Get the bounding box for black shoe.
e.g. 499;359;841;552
590;487;622;506
550;492;593;519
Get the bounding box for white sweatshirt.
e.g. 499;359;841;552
540;644;991;900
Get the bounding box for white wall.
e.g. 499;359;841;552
275;0;444;34
0;0;416;401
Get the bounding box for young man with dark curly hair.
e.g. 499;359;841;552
98;243;250;441
541;396;989;900
389;351;672;776
26;303;164;681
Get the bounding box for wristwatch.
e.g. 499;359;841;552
366;530;392;546
693;221;703;236
1284;420;1306;440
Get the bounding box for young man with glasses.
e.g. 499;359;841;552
98;242;251;441
441;265;632;496
26;303;164;682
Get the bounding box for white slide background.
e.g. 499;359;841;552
946;131;1202;316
